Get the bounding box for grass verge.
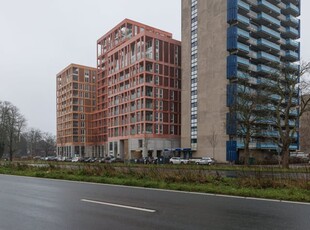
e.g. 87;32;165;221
0;162;309;202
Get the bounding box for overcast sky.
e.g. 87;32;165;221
0;0;309;135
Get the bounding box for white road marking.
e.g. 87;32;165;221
81;198;156;213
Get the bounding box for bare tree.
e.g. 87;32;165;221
265;62;310;168
40;132;56;157
228;79;270;165
24;128;42;156
0;101;7;159
1;101;26;161
299;96;310;153
207;126;218;159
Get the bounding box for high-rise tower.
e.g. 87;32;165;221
182;0;300;162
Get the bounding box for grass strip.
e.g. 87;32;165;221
0;163;309;202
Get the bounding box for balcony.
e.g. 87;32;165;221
266;0;280;4
256;0;281;17
283;63;299;72
256;12;281;29
257;26;281;41
282;27;300;39
257;38;280;54
282;15;299;28
237;0;250;13
289;143;298;150
227;37;250;54
282;3;300;17
282;39;299;50
257;142;278;149
238;56;250;68
257;131;279;137
257;51;280;64
228;26;250;44
289;109;298;116
227;8;250;30
283;50;299;62
257;64;278;74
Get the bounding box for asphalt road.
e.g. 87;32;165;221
0;174;309;230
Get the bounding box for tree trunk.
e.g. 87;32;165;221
281;145;290;169
243;133;251;166
9;133;13;162
244;145;250;166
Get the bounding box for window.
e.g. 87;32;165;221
138;139;143;148
155;75;159;85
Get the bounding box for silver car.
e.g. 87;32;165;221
196;157;215;165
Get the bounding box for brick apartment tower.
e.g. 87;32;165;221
56;64;97;157
93;19;182;159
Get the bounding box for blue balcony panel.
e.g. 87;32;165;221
267;0;280;4
237;28;250;40
237;42;250;53
257;77;277;87
257;12;281;28
257;39;280;54
257;51;280;63
282;15;300;28
282;3;300;17
284;50;299;62
237;0;250;13
228;55;250;68
282;27;300;39
236;14;250;29
257;142;278;149
257;26;281;41
257;131;279;137
227;4;250;29
283;63;299;72
283;39;299;50
257;0;281;16
289;143;298;150
289;110;298;116
257;64;278;74
227;55;250;78
227;26;250;44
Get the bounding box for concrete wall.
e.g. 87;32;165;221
181;0;228;162
181;0;192;150
196;0;228;162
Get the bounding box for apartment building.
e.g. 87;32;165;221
181;0;300;162
92;19;182;159
56;64;97;157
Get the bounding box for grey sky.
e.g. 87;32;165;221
0;0;309;135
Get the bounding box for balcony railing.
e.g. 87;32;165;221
257;0;281;16
283;15;299;27
257;25;281;40
282;27;300;39
284;50;299;62
257;64;277;74
257;12;281;27
257;38;280;53
282;3;300;17
257;51;280;63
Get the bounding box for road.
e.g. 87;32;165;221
0;174;309;230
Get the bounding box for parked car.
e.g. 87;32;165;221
72;157;82;162
169;157;189;164
143;156;156;164
196;157;215;165
103;156;116;163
